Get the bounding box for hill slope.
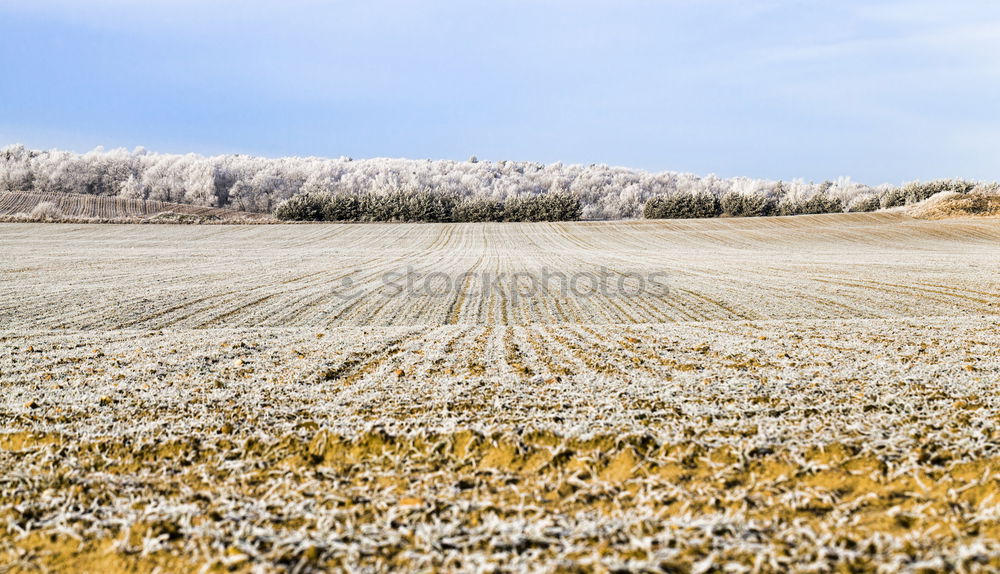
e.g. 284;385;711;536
0;191;271;223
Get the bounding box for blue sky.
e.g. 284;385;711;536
1;0;998;183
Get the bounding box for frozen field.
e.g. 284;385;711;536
2;214;1000;572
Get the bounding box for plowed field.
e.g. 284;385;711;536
2;214;999;572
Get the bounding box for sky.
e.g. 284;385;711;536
1;0;998;184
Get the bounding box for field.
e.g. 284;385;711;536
0;191;268;223
2;213;1000;573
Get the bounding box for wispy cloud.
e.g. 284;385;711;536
1;0;998;182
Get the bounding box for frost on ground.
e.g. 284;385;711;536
1;213;999;573
0;191;270;224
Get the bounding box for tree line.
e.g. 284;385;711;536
0;145;993;222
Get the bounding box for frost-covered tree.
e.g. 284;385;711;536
119;174;145;199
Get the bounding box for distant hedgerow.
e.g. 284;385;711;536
273;191;582;223
322;194;361;221
451;198;504;222
848;196;881;213
643;193;721;219
776;193;844;216
354;191;457;223
503;193;583;222
720;192;777;217
273;193;328;221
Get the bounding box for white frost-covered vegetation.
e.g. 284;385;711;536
0;145;872;219
1;144;993;221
